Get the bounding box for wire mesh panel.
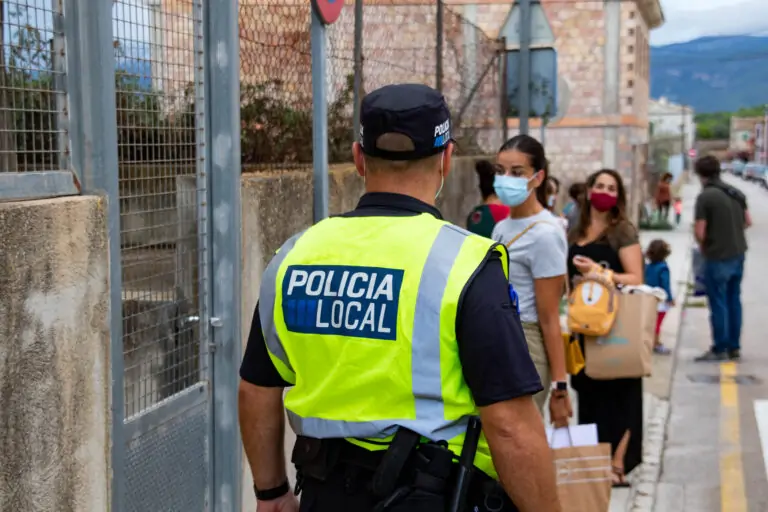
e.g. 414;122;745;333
325;3;500;156
239;1;315;171
0;0;68;172
113;0;210;509
441;7;502;154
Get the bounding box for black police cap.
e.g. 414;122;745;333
359;83;452;161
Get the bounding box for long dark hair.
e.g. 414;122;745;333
498;134;548;207
475;159;496;200
568;168;630;245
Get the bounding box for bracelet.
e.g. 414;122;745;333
255;481;290;501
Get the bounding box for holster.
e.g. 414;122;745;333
291;436;342;483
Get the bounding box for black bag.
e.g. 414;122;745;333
706;181;747;210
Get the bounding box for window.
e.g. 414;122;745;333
629;10;635;19
628;79;634;88
628;28;635;36
628;45;634;54
627;97;634;106
628;63;634;71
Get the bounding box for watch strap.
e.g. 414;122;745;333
255;481;290;501
551;381;568;391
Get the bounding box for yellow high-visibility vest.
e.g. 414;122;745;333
259;213;509;478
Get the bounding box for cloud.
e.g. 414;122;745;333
652;0;768;45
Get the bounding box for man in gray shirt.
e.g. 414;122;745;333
692;156;752;362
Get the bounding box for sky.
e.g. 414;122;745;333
652;0;768;46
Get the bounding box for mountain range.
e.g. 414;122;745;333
650;35;768;114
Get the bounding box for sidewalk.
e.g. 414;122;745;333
609;180;699;511
653;175;768;511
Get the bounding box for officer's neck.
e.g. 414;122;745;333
364;174;438;206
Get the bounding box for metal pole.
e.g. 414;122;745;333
311;6;329;222
352;0;363;142
205;0;242;505
763;104;768;166
51;0;69;174
518;0;531;135
436;0;443;92
540;118;547;147
680;113;686;171
63;0;123;509
500;43;508;143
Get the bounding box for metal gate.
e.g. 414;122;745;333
115;0;213;507
72;0;244;509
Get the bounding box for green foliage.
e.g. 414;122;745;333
695;105;766;141
240;74;355;168
638;219;675;231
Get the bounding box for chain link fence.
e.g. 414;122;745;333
237;1;502;172
0;0;68;173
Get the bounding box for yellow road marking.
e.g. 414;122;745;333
720;362;747;512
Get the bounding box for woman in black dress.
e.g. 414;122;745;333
567;169;645;487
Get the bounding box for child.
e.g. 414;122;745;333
673;197;683;226
645;239;675;354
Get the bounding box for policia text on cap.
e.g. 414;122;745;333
238;84;561;512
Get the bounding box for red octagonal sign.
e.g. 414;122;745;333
312;0;344;25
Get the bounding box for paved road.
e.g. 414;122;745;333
655;175;768;512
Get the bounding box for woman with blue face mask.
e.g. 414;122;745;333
490;135;572;428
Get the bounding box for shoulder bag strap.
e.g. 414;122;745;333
505;220;571;298
505;220;550;249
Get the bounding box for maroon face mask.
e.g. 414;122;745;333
589;192;618;212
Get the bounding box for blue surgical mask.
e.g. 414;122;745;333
493;174;535;207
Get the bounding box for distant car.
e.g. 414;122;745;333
753;164;768;188
744;163;759;181
731;160;747;177
744;163;768;182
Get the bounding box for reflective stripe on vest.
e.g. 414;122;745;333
259;230;306;378
261;222;475;441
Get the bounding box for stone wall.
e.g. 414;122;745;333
0;196;111;512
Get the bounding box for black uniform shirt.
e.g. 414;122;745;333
240;193;543;407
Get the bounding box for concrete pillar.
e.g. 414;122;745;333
0;195;111;511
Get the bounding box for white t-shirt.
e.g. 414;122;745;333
491;210;569;323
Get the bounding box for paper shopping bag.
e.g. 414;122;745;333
554;443;613;512
584;290;658;380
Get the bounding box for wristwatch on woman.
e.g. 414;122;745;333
550;381;568;398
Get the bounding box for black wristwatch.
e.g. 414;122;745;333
255;481;290;501
551;381;568;393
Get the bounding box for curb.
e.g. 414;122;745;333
625;230;695;512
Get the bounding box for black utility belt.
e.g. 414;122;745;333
291;433;511;511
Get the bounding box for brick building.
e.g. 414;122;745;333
453;0;664;215
730;116;763;153
151;0;663;213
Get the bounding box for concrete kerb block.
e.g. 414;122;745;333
623;235;694;511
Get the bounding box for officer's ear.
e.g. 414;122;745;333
352;142;365;177
440;142;454;178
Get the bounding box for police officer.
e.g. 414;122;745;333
239;84;561;512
